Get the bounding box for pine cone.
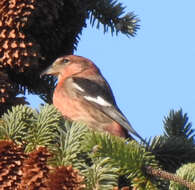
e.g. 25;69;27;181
0;0;87;111
0;140;26;190
0;71;27;116
17;147;51;190
46;166;85;190
0;0;86;74
0;0;38;72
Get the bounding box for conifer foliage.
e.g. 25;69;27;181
0;0;140;115
0;1;195;189
148;110;195;173
0;105;195;189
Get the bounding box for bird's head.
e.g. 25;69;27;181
41;55;99;80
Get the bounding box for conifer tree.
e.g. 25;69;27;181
0;105;195;189
0;0;139;112
0;1;195;190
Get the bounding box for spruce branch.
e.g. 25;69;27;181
88;0;140;36
25;104;63;152
146;166;195;190
49;121;89;169
148;135;195;173
0;0;139;115
147;109;195;173
163;109;194;142
169;163;195;190
83;157;119;190
82;131;159;189
0;105;35;143
50;122;121;189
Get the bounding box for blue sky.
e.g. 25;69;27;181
28;0;195;139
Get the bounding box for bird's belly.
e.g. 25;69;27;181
53;92;127;138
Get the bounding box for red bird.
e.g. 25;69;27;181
41;55;144;141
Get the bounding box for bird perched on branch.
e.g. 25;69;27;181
41;55;144;141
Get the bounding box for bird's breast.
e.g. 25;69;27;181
53;85;128;138
53;84;111;125
53;85;81;119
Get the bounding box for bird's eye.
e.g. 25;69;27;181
63;59;69;64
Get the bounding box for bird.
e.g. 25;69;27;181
41;55;144;141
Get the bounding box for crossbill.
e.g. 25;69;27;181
41;55;144;141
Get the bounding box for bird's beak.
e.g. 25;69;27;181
40;57;65;78
40;65;55;78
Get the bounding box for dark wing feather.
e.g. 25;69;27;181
72;77;116;105
72;77;144;141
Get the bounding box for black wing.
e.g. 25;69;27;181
72;77;116;105
72;77;144;141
